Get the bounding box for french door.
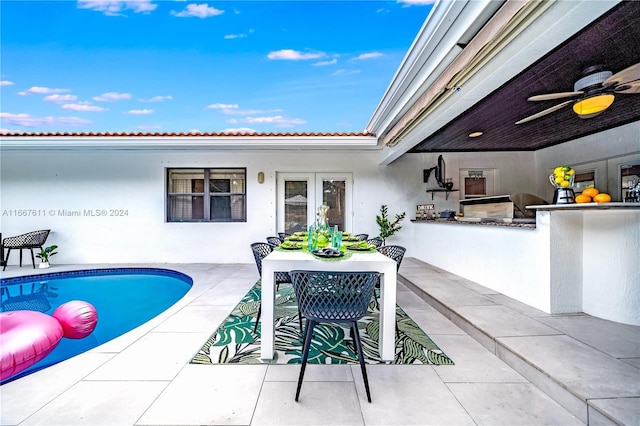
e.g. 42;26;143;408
276;172;352;234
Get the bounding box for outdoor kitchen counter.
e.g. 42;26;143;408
410;203;640;326
411;218;535;228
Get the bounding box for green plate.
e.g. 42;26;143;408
347;245;376;251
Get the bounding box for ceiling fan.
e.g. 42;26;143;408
515;62;640;124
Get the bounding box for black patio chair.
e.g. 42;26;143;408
290;270;379;403
354;233;369;241
2;229;50;271
277;232;291;242
366;237;383;248
266;236;282;248
374;245;406;305
377;245;406;271
250;242;302;335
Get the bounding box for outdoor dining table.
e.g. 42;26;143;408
261;249;397;361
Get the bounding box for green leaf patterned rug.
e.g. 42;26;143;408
191;280;454;366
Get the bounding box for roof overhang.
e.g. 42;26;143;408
371;0;631;165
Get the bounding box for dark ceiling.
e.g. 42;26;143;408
409;1;640;153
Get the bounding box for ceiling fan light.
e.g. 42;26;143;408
572;94;615;116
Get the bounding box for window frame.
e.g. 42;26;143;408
166;167;247;223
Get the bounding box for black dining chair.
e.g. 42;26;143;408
266;236;282;248
250;242;302;335
366;237;383;248
290;270;379;403
377;245;406;271
374;245;406;305
277;232;291;242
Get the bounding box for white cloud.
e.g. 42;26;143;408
354;52;383;60
332;69;362;76
0;112;92;127
44;94;78;103
224;33;246;39
207;103;239;110
19;86;69;95
0;80;14;86
77;0;157;16
267;49;325;60
61;103;107;112
224;108;278;115
237;115;306;127
313;58;338;66
139;95;173;102
221;127;257;134
171;3;224;18
93;92;132;102
398;0;436;6
125;109;153;115
224;28;254;39
207;104;281;116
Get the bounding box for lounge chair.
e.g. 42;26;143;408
2;230;50;271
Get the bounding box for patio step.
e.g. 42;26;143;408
399;257;640;426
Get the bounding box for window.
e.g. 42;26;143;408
574;171;596;194
459;169;495;199
167;168;246;222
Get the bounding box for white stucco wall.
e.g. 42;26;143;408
411;221;552;312
0;148;425;265
581;209;640;325
535;122;640;202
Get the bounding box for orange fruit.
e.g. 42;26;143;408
582;187;600;198
575;194;592;203
593;193;611;203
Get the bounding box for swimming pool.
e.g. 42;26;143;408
0;268;192;384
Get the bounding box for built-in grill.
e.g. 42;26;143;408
458;193;547;223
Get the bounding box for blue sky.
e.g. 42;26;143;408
0;0;434;134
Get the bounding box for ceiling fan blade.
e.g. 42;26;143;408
528;91;583;101
614;79;640;94
515;100;573;125
603;62;640;87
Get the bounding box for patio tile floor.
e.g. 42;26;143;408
1;261;637;425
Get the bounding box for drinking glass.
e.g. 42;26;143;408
334;231;342;249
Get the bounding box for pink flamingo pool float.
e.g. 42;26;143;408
0;300;98;380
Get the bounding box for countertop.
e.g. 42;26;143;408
410;218;536;228
527;202;640;210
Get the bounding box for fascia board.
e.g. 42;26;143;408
367;0;501;136
0;135;380;151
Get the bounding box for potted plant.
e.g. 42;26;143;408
36;245;58;268
376;204;406;245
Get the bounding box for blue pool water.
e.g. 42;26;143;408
0;268;192;384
